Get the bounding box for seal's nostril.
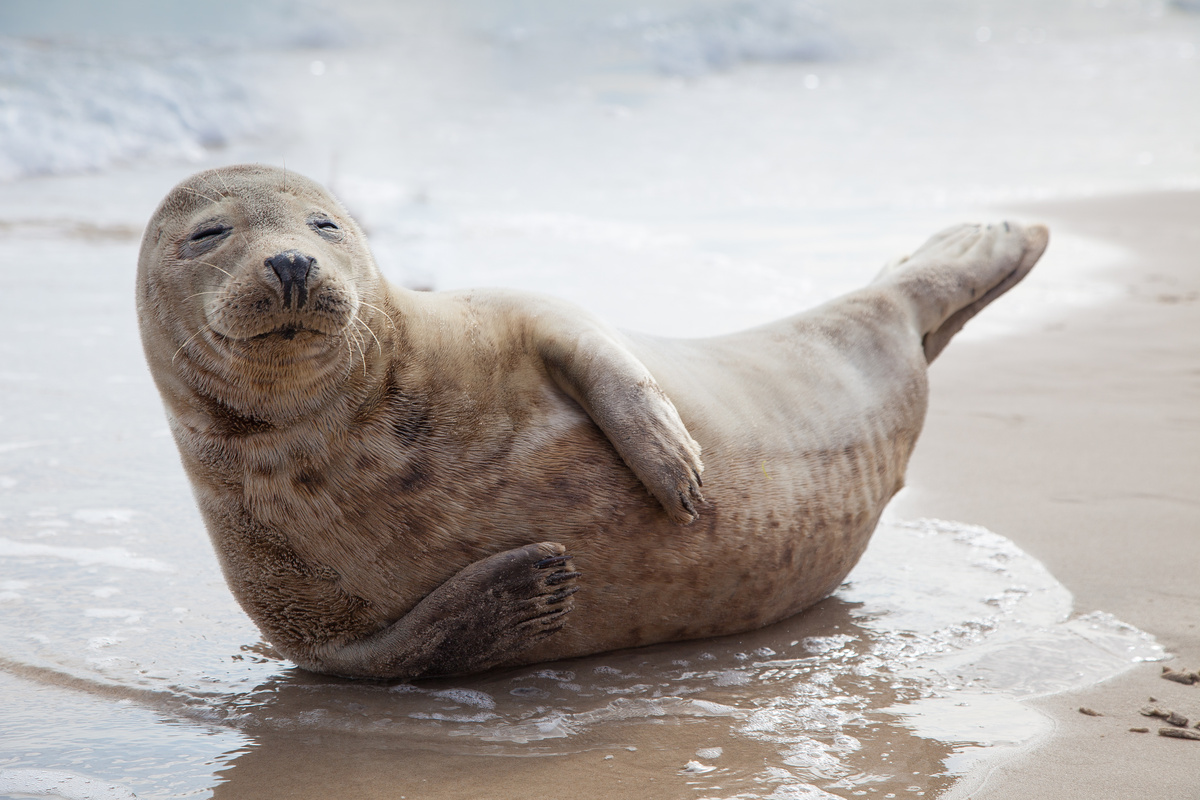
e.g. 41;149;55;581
265;250;315;309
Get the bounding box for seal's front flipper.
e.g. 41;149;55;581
536;321;705;524
876;222;1049;362
309;542;579;679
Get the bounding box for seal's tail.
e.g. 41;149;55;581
874;222;1050;362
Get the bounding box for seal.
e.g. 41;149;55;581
137;164;1049;679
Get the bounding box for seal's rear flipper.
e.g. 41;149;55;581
876;222;1049;363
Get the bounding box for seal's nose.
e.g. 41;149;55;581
265;250;314;309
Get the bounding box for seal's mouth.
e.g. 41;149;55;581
254;324;323;341
202;270;358;351
205;317;344;352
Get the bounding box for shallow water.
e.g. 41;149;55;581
0;506;1164;800
1;0;1196;797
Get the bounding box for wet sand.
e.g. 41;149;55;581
892;190;1200;796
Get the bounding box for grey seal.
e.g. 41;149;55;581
137;164;1048;679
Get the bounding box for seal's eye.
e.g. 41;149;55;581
190;225;231;242
180;223;232;258
309;216;344;241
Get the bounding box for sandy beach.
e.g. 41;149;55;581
895;190;1200;798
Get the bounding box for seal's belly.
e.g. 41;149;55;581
527;312;930;656
536;404;920;659
257;312;927;661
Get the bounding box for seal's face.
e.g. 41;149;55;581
137;165;386;421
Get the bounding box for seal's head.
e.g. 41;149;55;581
137;165;387;423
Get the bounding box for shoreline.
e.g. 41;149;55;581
890;190;1200;797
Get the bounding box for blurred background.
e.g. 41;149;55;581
2;0;1198;333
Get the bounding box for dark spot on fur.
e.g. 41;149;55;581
780;540;795;568
351;379;391;426
384;466;429;494
293;470;326;494
385;384;434;445
842;444;862;483
539;473;594;510
201;397;273;437
546;477;583;506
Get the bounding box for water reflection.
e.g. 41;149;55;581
202;593;957;800
193;520;1160;800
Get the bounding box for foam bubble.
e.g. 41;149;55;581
72;510;137;525
0;768;137;800
429;689;497;709
0;538;172;572
83;608;142;622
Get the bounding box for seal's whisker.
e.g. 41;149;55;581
172;322;214;364
195;173;228;200
343;328;356;371
183;291;223;301
353;314;384;358
354;321;370;365
346;321;368;378
179;186;220;204
357;301;398;332
210;170;235;197
197;260;235;280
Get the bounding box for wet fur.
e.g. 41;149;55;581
137;165;1048;679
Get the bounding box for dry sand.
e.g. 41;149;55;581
890;191;1200;797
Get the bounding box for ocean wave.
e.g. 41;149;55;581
608;0;842;75
488;0;842;78
0;0;359;181
0;37;266;182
